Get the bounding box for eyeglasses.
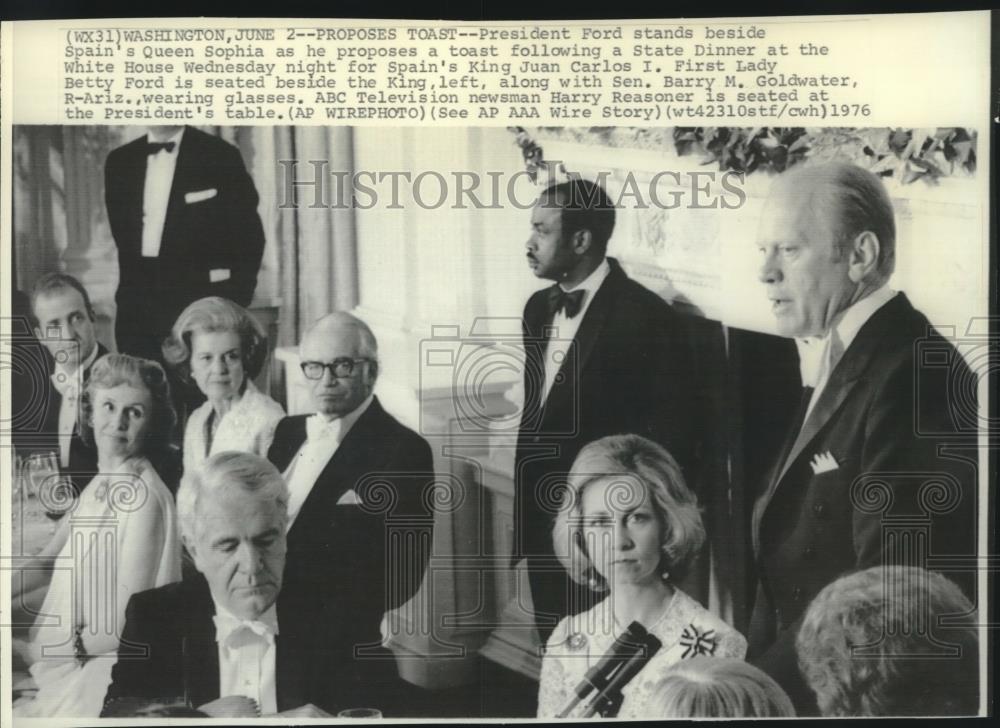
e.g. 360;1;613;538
300;358;371;380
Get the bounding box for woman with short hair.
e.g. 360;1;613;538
12;354;182;717
650;657;795;718
537;434;747;719
796;566;979;716
162;296;284;475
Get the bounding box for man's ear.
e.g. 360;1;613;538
182;533;200;568
365;359;379;387
33;326;43;341
571;229;593;256
847;231;881;283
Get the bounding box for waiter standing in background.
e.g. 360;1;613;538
104;125;266;363
515;178;701;645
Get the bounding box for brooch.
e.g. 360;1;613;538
679;624;718;658
566;632;587;651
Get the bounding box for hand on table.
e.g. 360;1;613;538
198;695;259;717
272;703;332;717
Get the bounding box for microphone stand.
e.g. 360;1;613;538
555;622;649;719
581;632;663;718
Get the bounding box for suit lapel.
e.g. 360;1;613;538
541;260;620;412
286;401;382;544
753;295;905;552
160;126;197;261
521;295;549;432
181;578;220;709
772;372;863;490
118;139;149;257
275;599;307;711
275;416;308;473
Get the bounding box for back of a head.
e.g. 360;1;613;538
539;177;616;254
650;657;796;718
797;566;978;717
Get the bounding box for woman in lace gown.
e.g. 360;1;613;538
12;355;182;717
163;297;284;476
537;434;747;719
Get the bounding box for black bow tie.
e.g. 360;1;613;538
146;141;176;154
548;286;586;319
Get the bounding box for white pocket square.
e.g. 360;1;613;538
185;188;217;203
336;489;362;506
810;451;839;475
209;268;231;283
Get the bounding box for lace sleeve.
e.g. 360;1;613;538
536;650;572;718
254;405;285;458
717;625;748;659
537;618;577;718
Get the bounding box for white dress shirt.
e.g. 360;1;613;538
542;258;611;401
283;394;374;528
141;127;185;258
212;600;278;714
796;284;897;418
51;344;100;468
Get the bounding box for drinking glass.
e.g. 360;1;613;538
337;708;383;719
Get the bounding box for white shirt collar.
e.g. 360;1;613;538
211;599;279;641
51;343;100;397
560;257;611;296
796;284;897;388
311;392;374;438
56;340;100;378
147;126;185;150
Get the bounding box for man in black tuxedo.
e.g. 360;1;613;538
103;452;333;718
104;125;265;363
267;313;434;712
748;162;978;714
25;273;108;499
515;179;700;643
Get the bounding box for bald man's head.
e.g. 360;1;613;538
299;312;379;418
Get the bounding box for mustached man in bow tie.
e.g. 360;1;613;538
103;452;333;718
515;179;701;647
23;273;108;500
748;162;977;715
266;312;435;712
104;125;265;364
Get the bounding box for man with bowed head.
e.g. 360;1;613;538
748;162;977;713
103;452;335;717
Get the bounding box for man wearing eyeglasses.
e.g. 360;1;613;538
266;312;434;714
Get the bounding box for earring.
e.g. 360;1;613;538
661;570;671;582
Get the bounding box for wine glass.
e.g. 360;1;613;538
25;452;64;531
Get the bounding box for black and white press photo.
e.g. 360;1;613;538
5;119;988;719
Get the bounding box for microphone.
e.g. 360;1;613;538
582;631;663;718
556;621;649;719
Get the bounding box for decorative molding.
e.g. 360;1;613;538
510;126;978;186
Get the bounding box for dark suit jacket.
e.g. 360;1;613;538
104;126;265;360
267;397;435;654
514;258;701;566
748;293;978;713
27;343;109;497
102;576;345;715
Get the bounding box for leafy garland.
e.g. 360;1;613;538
509;127;976;186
